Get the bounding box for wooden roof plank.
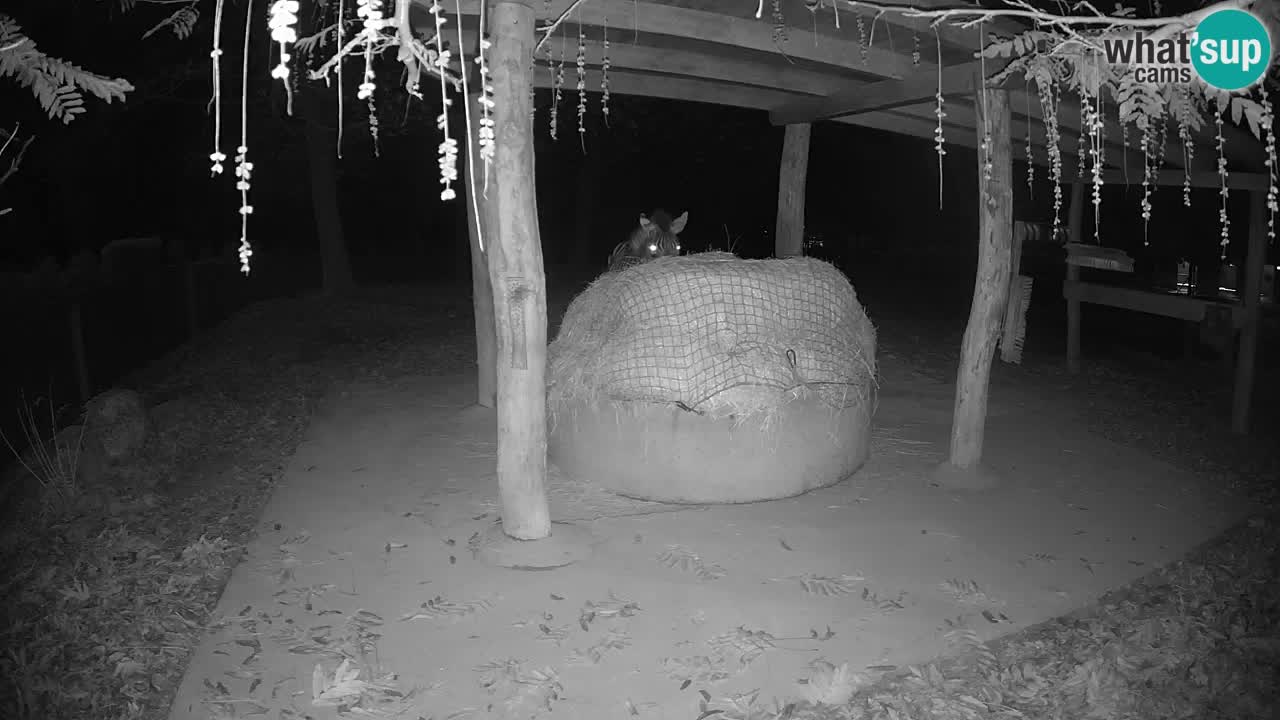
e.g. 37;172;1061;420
769;59;1002;125
444;0;920;80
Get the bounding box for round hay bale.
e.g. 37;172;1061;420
549;390;872;504
547;253;876;504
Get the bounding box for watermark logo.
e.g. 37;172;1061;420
1101;8;1273;91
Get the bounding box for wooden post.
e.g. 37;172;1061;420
68;300;91;403
463;86;498;409
999;222;1029;363
1065;181;1084;374
1231;190;1267;434
947;85;1012;473
775;123;810;258
487;0;551;541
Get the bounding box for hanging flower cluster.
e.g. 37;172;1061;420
234;0;254;275
1139;122;1155;242
1215;105;1231;257
1025;99;1034;195
268;1;299;83
476;32;496;185
428;0;456;200
601;19;612;125
855;13;868;66
932;32;946;209
355;0;386;101
208;0;227;177
235;143;254;274
1262;91;1277;242
1173;87;1197;207
550;43;565;140
576;22;588;150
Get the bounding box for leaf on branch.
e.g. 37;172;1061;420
1116;71;1165;130
294;25;339;57
1231;96;1268;140
1;13;134;124
982;30;1056;59
142;5;201;42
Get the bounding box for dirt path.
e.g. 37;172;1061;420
168;358;1253;720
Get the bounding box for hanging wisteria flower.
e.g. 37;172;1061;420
1140;122;1154;243
428;0;456;199
437;115;459;201
933;32;945;208
1087;96;1105;236
1025;114;1034;195
576;23;587;147
1215;109;1230;257
209;0;227;176
234;144;254;275
268;1;300;81
356;0;386;100
601;19;611;125
1260;90;1277;242
356;0;386;32
476;34;496;170
550;44;565;140
856;13;868;65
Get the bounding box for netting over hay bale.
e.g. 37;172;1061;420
547;253;877;504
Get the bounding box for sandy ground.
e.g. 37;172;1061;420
167;358;1252;720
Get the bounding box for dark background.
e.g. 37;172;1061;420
0;0;1274;448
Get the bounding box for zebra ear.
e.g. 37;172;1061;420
669;211;688;234
638;214;652;229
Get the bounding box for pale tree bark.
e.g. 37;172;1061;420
487;0;551;540
948;86;1012;470
775;123;810;258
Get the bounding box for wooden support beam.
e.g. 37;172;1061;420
775;123;810;258
943;82;1013;487
463;87;498;409
769;60;996;125
1232;190;1268;434
571;37;855;97
1065;181;1084;374
446;0;916;80
488;0;551;541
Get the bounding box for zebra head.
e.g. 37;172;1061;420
628;209;688;260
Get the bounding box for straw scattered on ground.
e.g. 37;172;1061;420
0;281;1275;720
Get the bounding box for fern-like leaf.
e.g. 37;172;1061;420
142;4;201;41
982;30;1055;59
1116;70;1166;129
1230;95;1268;140
295;24;341;57
0;13;134;124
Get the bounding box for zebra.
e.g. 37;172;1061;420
606;209;688;273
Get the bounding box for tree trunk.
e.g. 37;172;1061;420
304;121;354;295
463;87;499;409
775;123;811;258
488;0;551;540
948;86;1012;470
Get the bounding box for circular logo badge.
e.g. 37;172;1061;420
1191;8;1273;91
